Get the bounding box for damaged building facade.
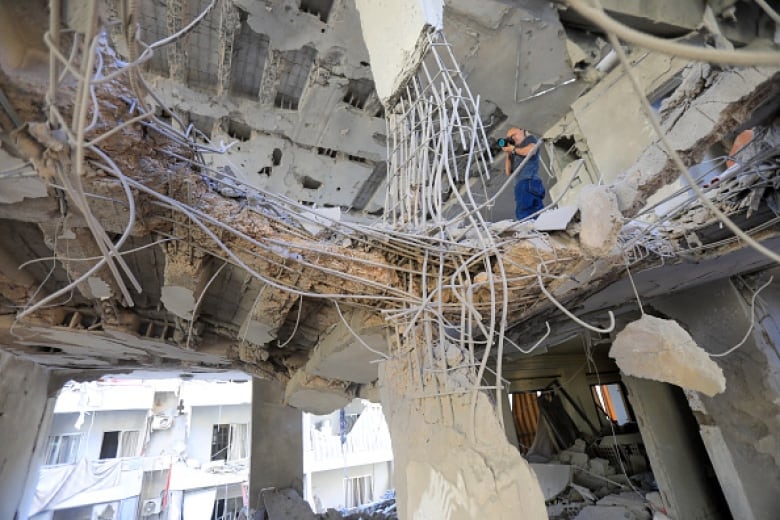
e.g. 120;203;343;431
0;0;779;518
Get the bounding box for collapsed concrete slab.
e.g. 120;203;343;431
610;315;726;396
284;369;353;415
305;309;388;384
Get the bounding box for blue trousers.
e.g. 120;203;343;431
514;177;545;220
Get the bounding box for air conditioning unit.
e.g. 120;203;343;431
141;498;162;516
151;414;173;430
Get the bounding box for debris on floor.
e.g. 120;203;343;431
537;439;670;520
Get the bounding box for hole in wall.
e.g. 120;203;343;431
317;146;338;159
272;148;282;166
301;176;322;189
227;119;252;142
298;0;334;23
258;167;272;176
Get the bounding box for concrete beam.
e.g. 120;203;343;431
304;308;387;384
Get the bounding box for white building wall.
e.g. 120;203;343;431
188;404;251;464
309;461;392;513
48;410;148;460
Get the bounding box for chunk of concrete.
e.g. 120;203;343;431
574;505;636;520
577;185;622;257
610;315;726;396
534;205;579;231
530;463;572;500
284;369;353;415
262;488;316;520
569;451;589;468
304;309;387;384
589;457;612;476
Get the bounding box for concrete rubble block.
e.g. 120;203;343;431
571;438;587;453
284;369;353;415
571;483;597;502
304;309;388;384
574;505;638;520
610;315;726;396
588;457;612;476
577;185;622;257
569;451;589;468
530;463;572;501
598;492;652;520
262;488;317;520
160;251;214;320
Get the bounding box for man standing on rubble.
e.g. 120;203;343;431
503;127;545;220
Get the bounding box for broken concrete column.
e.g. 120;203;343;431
250;378;303;501
160;248;214;320
379;348;547;519
304;309;388;384
577;185;622;257
284;369;353;415
610;314;726;396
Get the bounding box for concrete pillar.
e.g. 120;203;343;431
651;273;780;518
250;378;303;509
622;376;726;520
379;350;547;519
0;351;54;520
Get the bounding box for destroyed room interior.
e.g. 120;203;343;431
1;0;780;518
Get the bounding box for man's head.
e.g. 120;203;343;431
507;127;525;143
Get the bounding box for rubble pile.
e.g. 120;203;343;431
256;488;397;520
530;439;672;520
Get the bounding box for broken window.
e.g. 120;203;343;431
212;496;243;520
298;0;334;23
274;46;317;110
317;147;337;159
99;430;140;459
210;423;249;461
343;78;374;110
44;433;82;465
230;11;270;98
344;475;373;508
591;383;634;426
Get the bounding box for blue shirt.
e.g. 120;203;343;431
510;135;539;181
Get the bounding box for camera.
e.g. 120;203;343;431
496;137;516;148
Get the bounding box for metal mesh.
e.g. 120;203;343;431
137;0;169;76
230;13;269;98
186;0;220;92
274;46;317;110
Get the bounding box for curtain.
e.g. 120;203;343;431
228;424;249;461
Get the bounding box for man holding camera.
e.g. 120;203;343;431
501;127;545;220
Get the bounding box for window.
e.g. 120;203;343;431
592;383;634;426
99;430;140;459
344;475;373;508
45;434;82;465
211;423;249;462
212;496;243;520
